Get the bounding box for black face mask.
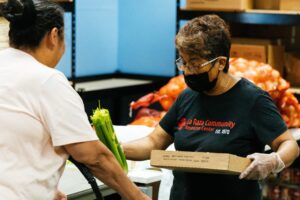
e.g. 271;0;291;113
184;64;219;93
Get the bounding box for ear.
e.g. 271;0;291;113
46;27;60;50
218;56;228;70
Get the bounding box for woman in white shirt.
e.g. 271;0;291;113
0;0;149;200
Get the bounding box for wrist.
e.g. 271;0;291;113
130;186;148;200
271;152;285;173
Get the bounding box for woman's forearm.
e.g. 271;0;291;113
123;125;174;161
276;139;299;167
123;137;155;161
87;151;148;200
65;141;149;200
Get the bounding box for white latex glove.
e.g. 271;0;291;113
239;152;285;180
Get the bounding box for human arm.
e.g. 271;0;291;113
54;190;67;200
240;91;299;180
270;130;299;167
64;141;150;200
123;125;174;161
39;74;149;199
240;130;299;180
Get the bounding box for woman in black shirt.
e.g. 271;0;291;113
123;15;299;200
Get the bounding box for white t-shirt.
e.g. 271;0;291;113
0;48;98;200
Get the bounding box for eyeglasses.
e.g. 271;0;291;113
176;57;221;72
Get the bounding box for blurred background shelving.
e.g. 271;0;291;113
177;0;300;95
1;0;300;127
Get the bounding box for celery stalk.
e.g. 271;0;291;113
91;103;128;173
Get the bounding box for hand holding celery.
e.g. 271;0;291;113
91;103;128;173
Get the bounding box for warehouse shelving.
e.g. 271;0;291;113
175;0;300;59
176;0;300;29
174;3;300;131
175;4;300;137
175;0;300;93
54;0;76;87
177;9;300;26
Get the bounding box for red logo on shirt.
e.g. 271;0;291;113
178;118;236;134
177;118;186;130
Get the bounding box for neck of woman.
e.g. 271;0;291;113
17;46;53;68
204;72;240;96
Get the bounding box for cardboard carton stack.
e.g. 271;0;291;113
285;52;300;86
186;0;253;11
280;0;300;11
254;0;280;10
230;38;285;75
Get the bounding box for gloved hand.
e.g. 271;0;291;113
239;152;285;180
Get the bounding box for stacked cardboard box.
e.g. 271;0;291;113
186;0;253;11
230;38;285;75
280;0;300;11
285;53;300;86
254;0;279;10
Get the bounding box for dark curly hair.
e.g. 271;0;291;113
176;15;231;72
0;0;64;49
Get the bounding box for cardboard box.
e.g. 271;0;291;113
0;18;9;50
285;52;300;86
280;0;300;11
230;38;285;74
231;44;267;63
268;45;285;74
186;0;253;11
150;150;251;175
254;0;279;10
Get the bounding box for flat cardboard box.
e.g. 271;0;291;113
230;38;285;74
280;0;300;11
186;0;253;11
150;150;251;175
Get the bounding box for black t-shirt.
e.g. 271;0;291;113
159;78;287;200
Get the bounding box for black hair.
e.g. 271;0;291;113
0;0;64;49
